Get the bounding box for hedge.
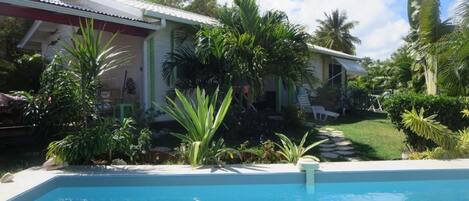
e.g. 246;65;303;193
383;93;469;151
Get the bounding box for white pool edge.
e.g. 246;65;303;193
3;159;469;200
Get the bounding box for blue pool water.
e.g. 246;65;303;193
35;179;469;201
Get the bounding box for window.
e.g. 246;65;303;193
328;63;342;87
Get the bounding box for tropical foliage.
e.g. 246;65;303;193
312;9;361;54
274;132;326;163
16;56;82;140
163;0;314;98
0;54;45;93
402;108;469;159
160;87;235;166
62;19;129;126
407;0;469;96
383;92;469;151
47;118;151;164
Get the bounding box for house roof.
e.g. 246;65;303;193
310;45;361;61
37;0;147;23
115;0;218;25
4;0;216;26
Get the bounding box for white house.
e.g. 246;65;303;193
1;0;365;120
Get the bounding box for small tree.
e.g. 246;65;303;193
63;19;129;127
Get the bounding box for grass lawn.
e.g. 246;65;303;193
319;111;405;160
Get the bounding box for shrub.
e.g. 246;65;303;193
274;132;327;164
313;85;341;111
347;84;371;111
402;108;469;159
236;140;281;164
383;93;469;150
282;106;306;129
160;87;234;167
17;56;82;140
46;118;152;164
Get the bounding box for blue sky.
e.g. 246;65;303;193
218;0;461;59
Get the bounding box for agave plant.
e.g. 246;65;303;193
274;132;327;164
160;87;233;167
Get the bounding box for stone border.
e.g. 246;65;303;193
3;160;469;200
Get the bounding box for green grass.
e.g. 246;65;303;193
319;111;405;160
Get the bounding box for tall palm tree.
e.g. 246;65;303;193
407;0;453;95
313;9;361;55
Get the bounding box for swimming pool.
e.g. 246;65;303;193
11;169;469;201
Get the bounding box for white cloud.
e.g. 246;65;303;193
217;0;409;60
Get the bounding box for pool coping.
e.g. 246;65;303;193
3;159;469;200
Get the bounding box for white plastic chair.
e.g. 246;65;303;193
297;94;339;121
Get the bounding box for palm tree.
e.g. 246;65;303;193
163;0;314;103
407;0;453;95
312;9;361;55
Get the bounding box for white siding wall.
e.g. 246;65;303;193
149;22;191;121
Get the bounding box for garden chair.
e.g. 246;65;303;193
297;94;339;121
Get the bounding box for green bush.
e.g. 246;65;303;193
17;57;82;140
313;85;341;111
347;84;371;111
383;93;469;150
47;118;152;164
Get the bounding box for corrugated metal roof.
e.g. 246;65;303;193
37;0;148;23
114;0;217;25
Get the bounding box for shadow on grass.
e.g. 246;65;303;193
350;140;383;161
312;111;389;126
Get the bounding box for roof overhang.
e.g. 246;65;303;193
0;0;160;37
310;44;361;61
334;57;367;76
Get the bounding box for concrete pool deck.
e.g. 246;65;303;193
3;159;469;200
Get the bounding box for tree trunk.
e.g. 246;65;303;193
424;55;438;95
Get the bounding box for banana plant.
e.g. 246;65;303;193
274;132;327;164
160;87;233;167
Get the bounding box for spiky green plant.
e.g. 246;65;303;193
160;87;233;167
63;19;130;126
402;108;469;159
274;132;327;164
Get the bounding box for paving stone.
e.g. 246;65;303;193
331;130;344;134
335;141;352;146
319;147;335;152
316;135;329;139
336;146;354;151
318;130;330;134
319;143;336;148
331;137;345;142
321;152;339;159
335;150;355;156
330;133;345;138
324;128;335;131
